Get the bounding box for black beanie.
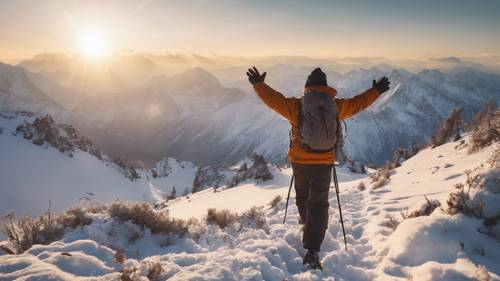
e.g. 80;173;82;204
305;67;327;87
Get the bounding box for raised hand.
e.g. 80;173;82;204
246;67;267;85
372;76;390;94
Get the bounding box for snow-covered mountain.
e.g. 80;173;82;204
146;66;500;166
0;111;279;217
6;59;500;167
0;111;156;216
1;130;498;280
343;67;500;164
0;62;67;118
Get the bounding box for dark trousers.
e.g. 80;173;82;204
292;163;332;252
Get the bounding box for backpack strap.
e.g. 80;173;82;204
290;98;304;149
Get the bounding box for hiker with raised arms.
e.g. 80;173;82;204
246;66;390;270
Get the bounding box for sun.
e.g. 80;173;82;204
79;30;110;59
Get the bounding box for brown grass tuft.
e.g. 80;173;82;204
205;208;239;229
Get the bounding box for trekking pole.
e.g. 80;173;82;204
333;165;348;251
283;175;294;224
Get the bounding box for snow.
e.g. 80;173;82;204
148;158;197;196
0;113;155;217
0;113;203;220
166;166;363;220
1;136;499;280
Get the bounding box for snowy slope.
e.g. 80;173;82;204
0;111;281;218
0;112;155;216
1;136;498;280
166;165;363;220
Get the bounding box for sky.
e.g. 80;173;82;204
0;0;499;62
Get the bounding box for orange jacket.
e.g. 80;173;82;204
253;82;381;165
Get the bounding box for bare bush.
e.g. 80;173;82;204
205;208;239;229
58;207;93;229
469;101;499;152
120;260;164;281
1;205;93;253
240;206;266;229
468;100;496;130
357;181;366;191
114;249;126;264
487;149;500;169
373;177;389;190
268;195;282;209
445;170;483;216
370;167;391;189
120;266;137;281
401;196;441;219
146;261;164;281
1;213;47;253
381;215;400;230
108;201;187;237
429;108;464;148
205;206;267;230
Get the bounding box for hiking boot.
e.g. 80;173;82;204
303;250;322;270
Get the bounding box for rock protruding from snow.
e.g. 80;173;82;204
12;112;140;181
14;114;103;159
229;154;273;187
112;156;141;181
191;154;274;193
192;166;226;193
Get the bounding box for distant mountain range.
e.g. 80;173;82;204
1;59;499;167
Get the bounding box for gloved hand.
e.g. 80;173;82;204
246;67;267;85
372;76;390;94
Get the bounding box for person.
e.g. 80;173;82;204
246;66;390;270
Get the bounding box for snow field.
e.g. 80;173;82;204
1;137;499;280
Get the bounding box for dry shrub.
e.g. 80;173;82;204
146;261;164;281
1;205;93;253
114;249;126;264
268;195;282;209
469;101;500;152
240;206;266;229
429;108;464;148
370;168;391;189
206;208;238;229
487;149;500;169
381;215;400;230
357;181;366;191
205;206;267;230
1;213;49;254
108;201;188;237
445;170;483;216
401;196;441;219
120;266;137;281
121;260;164;281
57;207;93;229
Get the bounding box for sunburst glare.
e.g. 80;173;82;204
79;30;110;60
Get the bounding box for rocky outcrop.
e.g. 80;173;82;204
228;154;273;188
13;113;140;181
15;114;102;159
191;153;274;192
192;166;226;193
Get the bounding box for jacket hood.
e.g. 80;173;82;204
303;85;337;98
